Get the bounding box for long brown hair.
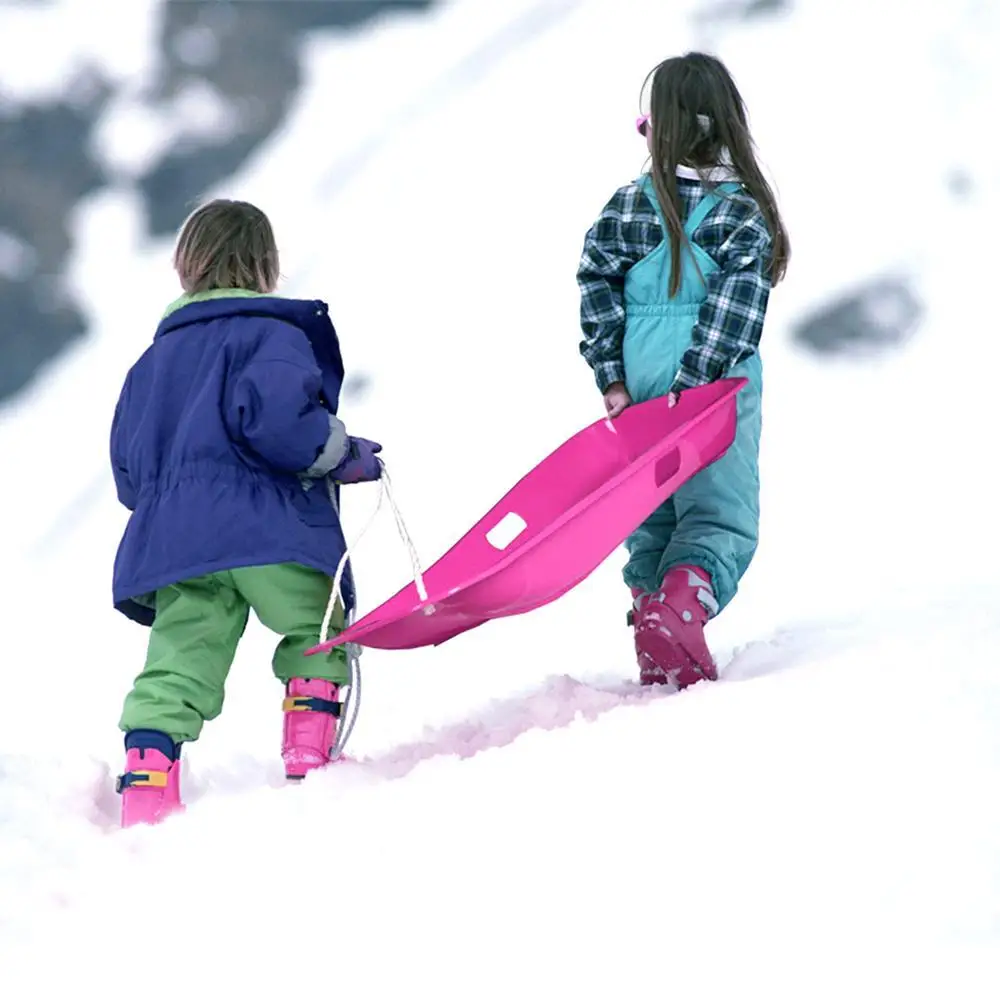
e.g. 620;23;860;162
173;199;280;294
643;52;789;296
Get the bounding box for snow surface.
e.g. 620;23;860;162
2;0;999;996
0;0;160;105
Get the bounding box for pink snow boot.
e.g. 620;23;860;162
625;586;646;637
282;677;341;779
117;731;183;829
633;565;719;689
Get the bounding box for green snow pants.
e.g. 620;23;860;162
119;563;347;744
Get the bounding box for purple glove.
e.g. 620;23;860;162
331;436;383;484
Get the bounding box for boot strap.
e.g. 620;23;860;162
115;769;169;793
282;695;342;717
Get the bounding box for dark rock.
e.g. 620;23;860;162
790;275;924;356
142;0;432;236
947;168;973;200
743;0;790;16
0;76;111;402
341;371;373;402
694;0;791;25
0;276;87;400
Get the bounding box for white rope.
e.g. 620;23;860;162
318;458;428;759
333;611;362;759
379;460;429;603
320;458;427;644
322;477;380;645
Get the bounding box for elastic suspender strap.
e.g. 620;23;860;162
115;770;170;793
282;695;342;717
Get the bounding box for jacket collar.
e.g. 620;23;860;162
155;292;333;341
153;291;345;395
676;163;741;182
161;287;262;318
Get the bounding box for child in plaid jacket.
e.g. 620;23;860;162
577;51;790;689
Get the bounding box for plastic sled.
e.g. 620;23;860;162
307;377;747;654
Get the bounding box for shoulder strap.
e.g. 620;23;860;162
640;175;743;238
683;182;742;236
637;173;670;235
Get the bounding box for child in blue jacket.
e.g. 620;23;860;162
577;52;790;690
111;198;381;827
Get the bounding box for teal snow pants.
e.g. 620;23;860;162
621;176;763;613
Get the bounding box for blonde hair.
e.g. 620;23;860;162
173;199;280;294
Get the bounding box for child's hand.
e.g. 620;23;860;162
603;382;633;418
331;436;383;484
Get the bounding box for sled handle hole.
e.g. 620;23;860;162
486;511;527;550
654;447;682;487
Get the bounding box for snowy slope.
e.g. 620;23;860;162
2;0;999;995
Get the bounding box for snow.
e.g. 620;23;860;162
2;0;999;995
94;77;245;182
0;0;161;105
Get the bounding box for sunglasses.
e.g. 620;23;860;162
636;114;650;137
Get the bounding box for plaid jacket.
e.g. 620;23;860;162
577;174;774;393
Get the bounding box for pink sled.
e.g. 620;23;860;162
307;377;747;654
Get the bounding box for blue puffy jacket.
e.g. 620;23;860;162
110;291;357;625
